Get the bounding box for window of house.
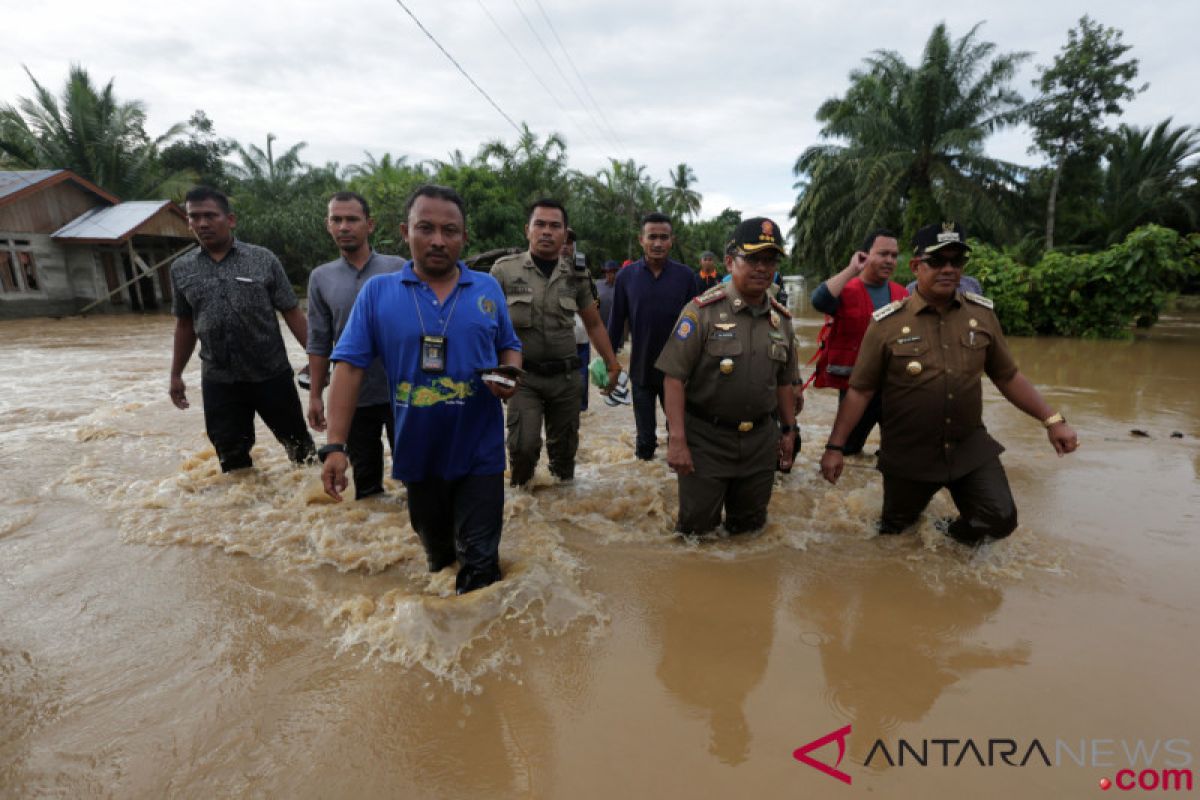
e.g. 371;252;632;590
0;240;43;293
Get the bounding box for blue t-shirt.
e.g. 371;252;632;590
332;263;522;482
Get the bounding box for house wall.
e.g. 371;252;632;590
0;231;78;319
0;182;101;233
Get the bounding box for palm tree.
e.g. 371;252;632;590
659;162;702;221
587;158;660;259
479;124;570;205
1098;120;1200;244
228;133;309;194
0;64;191;199
791;23;1029;271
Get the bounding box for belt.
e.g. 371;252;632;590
686;402;771;433
523;355;581;376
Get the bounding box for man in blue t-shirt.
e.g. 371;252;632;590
320;185;522;594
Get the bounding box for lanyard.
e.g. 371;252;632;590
410;281;463;337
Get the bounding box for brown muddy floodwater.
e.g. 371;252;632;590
1;308;1198;799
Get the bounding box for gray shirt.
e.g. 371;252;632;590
306;252;406;407
171;240;298;383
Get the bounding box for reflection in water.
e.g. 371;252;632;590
653;556;778;765
793;561;1030;766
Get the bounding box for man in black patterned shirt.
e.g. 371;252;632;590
168;186;315;471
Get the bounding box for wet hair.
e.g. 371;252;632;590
404;184;467;225
184;186;231;214
861;228;897;253
527;198;569;228
640;211;673;231
329;190;370;218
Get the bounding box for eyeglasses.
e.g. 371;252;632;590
921;253;969;269
736;252;780;268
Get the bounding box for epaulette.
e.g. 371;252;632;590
963;291;993;309
769;297;792;319
872;299;905;321
695;285;728;307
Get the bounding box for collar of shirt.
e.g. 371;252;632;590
699;268;717;278
338;249;378;273
399;261;476;288
723;281;770;316
199;238;241;264
908;289;962;316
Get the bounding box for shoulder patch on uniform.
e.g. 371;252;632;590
963;291;994;309
674;312;698;341
695;285;727;307
769;297;792;319
872;300;904;321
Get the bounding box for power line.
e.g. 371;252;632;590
509;0;623;155
391;0;523;135
474;0;609;154
530;0;628;154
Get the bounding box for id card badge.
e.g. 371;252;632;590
421;335;447;373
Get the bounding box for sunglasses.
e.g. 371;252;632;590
921;252;969;269
736;252;780;268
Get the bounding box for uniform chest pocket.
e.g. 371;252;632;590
507;293;533;328
959;330;992;371
888;341;930;379
557;293;578;314
228;278;269;312
768;342;789;362
705;337;743;358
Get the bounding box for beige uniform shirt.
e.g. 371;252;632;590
490;252;595;363
850;291;1020;482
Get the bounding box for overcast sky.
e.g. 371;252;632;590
6;0;1197;228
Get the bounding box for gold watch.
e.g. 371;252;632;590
1042;412;1065;428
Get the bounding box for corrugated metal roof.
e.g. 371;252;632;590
0;170;63;201
51;201;176;243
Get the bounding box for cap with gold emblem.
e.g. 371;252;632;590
913;221;972;256
728;217;787;257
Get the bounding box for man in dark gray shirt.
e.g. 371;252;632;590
306;191;405;498
169;186;315;471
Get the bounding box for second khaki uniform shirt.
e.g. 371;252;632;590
850;290;1019;482
490;252;595;364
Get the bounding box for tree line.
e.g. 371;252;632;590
2;17;1197;337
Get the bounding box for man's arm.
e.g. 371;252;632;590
819;387;876;484
578;305;622;390
663;376;692;476
776;383;798;471
824;252;868;298
282;306;308;348
320;361;366;502
305;279;333;431
169;316;197;410
993;372;1079;456
484;347;523;401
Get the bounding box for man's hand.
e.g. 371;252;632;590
778;430;797;471
308;396;327;431
1048;421;1079;456
847;251;868;275
667;438;694;476
485;380;517;401
169;375;189;410
820;449;844;484
601;361;622;395
322;452;350;501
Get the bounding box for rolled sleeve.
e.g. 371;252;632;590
810;283;839;315
306;277;333;356
330;285;377;369
493;290;523;354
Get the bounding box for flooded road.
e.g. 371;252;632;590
1;308;1197;798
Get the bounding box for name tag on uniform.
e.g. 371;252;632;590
896;335;922;344
711;330;736;340
234;276;255;283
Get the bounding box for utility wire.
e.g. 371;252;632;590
474;0;609;154
509;0;623;154
530;0;628;154
391;0;523;135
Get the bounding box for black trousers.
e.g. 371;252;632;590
879;457;1018;544
837;388;883;456
201;370;315;472
347;403;394;499
632;378;666;460
404;473;504;594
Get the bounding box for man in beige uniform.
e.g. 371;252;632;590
491;199;621;486
820;222;1079;545
657;217;800;535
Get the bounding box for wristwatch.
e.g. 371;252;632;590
1041;412;1066;429
318;443;348;462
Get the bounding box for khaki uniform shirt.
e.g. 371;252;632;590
656;284;798;476
850;290;1020;482
490;251;595;363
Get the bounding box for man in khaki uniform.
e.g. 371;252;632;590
820;222;1080;545
657;217;800;535
491;199;621;486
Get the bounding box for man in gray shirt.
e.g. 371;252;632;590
169;186;315;471
306;191;405;498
